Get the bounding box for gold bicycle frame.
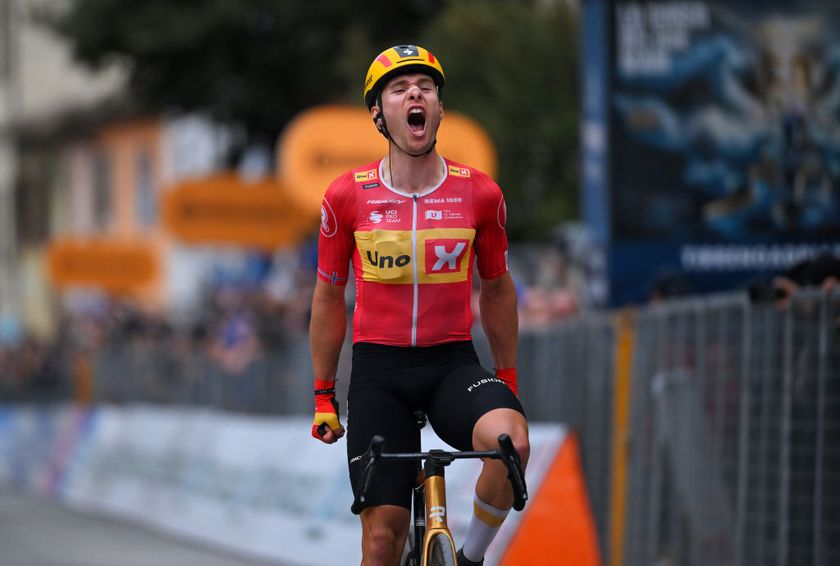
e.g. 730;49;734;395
420;473;457;566
355;433;526;565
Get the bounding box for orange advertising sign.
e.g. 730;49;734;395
277;105;497;215
46;239;159;292
162;173;317;250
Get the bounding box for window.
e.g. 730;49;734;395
135;148;156;227
0;0;13;81
93;150;112;231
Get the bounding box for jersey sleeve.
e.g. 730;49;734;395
317;173;356;286
473;172;510;279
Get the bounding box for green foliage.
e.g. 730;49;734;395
422;0;580;240
44;0;443;140
43;0;579;239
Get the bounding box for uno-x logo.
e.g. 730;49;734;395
425;239;468;274
366;250;410;269
354;228;475;284
448;165;470;178
429;506;446;524
355;169;378;183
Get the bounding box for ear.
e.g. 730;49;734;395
370;105;385;133
438;100;445;121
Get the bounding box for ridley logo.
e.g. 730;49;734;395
429;506;446;524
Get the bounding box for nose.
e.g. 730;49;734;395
407;84;422;99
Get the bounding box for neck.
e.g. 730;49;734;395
383;146;443;194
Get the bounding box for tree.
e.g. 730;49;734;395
43;0;443;144
43;0;579;240
422;0;580;240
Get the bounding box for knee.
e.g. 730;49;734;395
362;521;406;564
473;410;530;469
498;426;529;470
511;432;530;469
366;528;398;558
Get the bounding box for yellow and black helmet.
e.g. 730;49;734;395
363;45;445;110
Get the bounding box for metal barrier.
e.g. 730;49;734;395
613;290;840;566
484;290;838;566
4;289;838;565
91;336;315;415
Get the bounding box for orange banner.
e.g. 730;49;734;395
501;434;602;566
46;239;159;293
162;173;317;250
277;105;497;215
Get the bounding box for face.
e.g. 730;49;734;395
372;72;444;151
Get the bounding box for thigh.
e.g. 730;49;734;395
426;357;525;451
347;384;420;514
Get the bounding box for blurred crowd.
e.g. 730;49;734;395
4;245;838;408
0;244;580;407
3;245;838;409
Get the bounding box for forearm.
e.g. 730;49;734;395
479;274;518;369
309;283;347;381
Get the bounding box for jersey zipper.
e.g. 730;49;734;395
411;195;419;346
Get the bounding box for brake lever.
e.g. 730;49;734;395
351;435;386;514
497;433;528;511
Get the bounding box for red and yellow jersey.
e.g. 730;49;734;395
317;157;509;347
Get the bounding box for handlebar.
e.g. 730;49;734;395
351;433;528;514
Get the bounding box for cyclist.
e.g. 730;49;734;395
310;44;530;566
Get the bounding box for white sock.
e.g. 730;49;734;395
462;493;509;562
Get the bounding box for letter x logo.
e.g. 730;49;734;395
425;239;469;274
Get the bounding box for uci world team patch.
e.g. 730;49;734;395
448;165;471;178
355;169;378;183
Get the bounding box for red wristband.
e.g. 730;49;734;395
313;378;340;439
496;368;518;396
314;379;337;412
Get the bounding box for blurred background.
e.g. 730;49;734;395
0;0;839;565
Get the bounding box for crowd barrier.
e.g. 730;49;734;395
3;288;837;565
487;289;839;566
0;404;600;566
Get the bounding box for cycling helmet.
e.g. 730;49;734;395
364;45;445;110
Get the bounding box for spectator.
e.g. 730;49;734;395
748;251;840;305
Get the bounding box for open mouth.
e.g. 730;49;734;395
407;108;426;134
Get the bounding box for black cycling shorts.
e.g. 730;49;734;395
346;340;525;514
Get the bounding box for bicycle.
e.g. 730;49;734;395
350;415;528;566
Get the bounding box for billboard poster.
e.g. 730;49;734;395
589;0;840;305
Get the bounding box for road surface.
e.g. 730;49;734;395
0;490;290;566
